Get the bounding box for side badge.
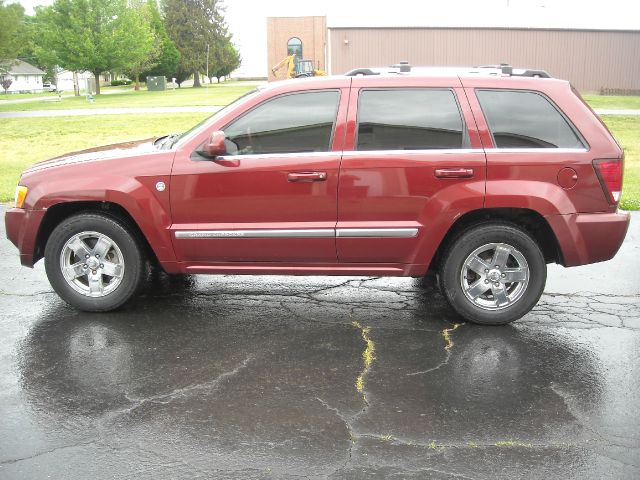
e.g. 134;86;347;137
155;181;166;192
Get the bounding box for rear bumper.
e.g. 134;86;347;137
4;208;46;267
547;211;630;267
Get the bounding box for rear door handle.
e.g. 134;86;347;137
434;168;474;179
287;171;327;182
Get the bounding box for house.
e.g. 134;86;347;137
56;70;95;94
0;59;45;93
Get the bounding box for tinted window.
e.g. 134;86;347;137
477;90;584;148
223;91;340;155
356;89;466;150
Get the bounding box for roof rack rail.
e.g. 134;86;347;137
345;62;552;78
476;64;551;78
344;68;380;76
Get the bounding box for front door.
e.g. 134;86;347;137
170;88;348;263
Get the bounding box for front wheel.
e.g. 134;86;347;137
44;213;145;312
439;223;546;325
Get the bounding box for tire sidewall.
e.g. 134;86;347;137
440;223;546;325
44;213;143;312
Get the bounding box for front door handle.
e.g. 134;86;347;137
287;171;327;182
434;168;474;179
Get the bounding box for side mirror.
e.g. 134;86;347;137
202;131;227;158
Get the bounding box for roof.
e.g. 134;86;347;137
5;60;45;75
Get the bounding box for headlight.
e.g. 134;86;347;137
15;185;28;208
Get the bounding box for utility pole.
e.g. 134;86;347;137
206;44;210;84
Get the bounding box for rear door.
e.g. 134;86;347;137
336;76;486;267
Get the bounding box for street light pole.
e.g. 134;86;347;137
206;44;210;84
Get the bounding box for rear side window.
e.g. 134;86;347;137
476;90;585;149
356;89;467;150
223;90;340;155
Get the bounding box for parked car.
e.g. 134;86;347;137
5;65;629;324
42;83;57;92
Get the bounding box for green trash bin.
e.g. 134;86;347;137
146;76;166;91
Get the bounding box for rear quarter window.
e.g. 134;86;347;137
476;89;585;149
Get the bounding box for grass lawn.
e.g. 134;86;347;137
0;92;58;101
0;83;257;111
582;95;640;110
602;115;640;210
0;113;208;202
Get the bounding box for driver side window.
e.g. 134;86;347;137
223;90;340;155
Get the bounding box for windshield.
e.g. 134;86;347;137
171;88;261;148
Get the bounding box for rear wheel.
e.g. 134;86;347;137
44;213;145;312
439;223;546;325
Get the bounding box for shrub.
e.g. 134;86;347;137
110;79;132;86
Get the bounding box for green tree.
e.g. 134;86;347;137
34;0;156;94
173;64;191;88
0;1;25;73
210;41;240;83
140;0;179;82
202;0;238;83
121;1;159;90
17;14;59;84
164;0;234;88
164;0;204;87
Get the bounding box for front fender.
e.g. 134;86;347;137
27;173;176;266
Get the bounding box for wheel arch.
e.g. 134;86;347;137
34;201;159;266
429;207;562;273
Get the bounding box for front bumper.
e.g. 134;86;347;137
547;211;630;267
5;208;46;267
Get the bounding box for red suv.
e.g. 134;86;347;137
5;66;629;324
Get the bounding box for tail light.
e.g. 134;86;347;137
593;158;623;204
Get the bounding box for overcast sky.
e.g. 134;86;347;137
16;0;640;77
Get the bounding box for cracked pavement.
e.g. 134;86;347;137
0;208;638;479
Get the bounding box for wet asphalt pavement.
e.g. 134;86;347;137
1;208;638;479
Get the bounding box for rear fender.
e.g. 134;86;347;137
485;180;576;215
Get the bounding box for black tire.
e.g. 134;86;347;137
439;223;546;325
44;213;145;312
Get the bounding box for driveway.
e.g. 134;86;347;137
0;208;638;479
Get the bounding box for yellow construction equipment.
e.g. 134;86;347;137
271;54;326;80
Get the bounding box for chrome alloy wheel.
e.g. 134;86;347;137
59;231;125;297
460;243;530;311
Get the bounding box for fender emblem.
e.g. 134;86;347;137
155;181;166;192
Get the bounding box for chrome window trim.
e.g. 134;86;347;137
341;148;484;157
175;228;420;239
216;151;342;160
482;147;589;153
209;147;586;159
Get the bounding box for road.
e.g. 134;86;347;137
0;208;638;479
